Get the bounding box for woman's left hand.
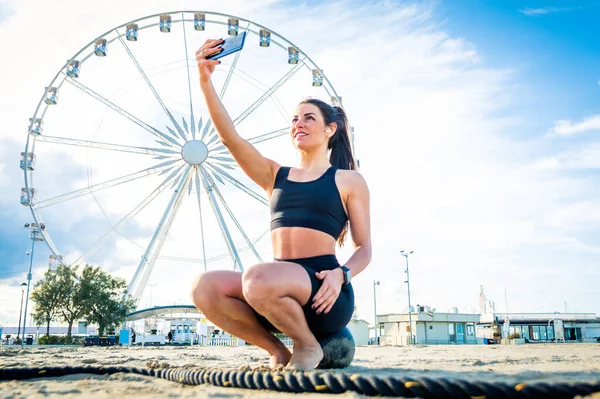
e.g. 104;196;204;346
312;269;344;315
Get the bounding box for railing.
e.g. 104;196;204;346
200;336;240;346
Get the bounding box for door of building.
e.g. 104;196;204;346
456;323;465;343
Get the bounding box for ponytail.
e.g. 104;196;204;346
298;98;357;246
328;106;357;172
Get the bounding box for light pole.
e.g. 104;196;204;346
22;222;44;347
17;282;27;338
373;280;380;344
400;250;414;345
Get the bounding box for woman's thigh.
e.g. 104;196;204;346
191;270;244;303
244;261;354;335
242;261;313;307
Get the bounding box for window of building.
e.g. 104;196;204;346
520;326;530;340
547;325;555;340
532;325;540;340
466;324;475;336
540;325;548;341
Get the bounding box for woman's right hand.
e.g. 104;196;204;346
196;39;224;84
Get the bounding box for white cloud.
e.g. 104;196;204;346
531;142;600;170
518;7;576;16
1;0;599;328
547;114;600;137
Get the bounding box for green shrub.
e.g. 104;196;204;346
38;335;85;345
38;335;59;345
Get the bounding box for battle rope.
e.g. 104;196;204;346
1;365;599;398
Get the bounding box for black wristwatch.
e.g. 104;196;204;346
340;266;351;284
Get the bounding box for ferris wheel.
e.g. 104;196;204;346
20;11;352;307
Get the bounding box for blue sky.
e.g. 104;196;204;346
0;0;599;327
438;0;600;131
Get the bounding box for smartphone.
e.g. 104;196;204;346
206;31;247;60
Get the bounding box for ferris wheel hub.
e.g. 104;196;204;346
181;140;208;165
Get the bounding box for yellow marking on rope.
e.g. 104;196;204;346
405;381;420;388
471;396;486;399
223;381;231;387
350;374;360;381
515;383;527;391
315;385;328;391
274;376;283;382
179;377;184;383
38;370;47;375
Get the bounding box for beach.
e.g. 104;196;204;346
1;343;599;398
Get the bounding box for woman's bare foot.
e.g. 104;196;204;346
287;341;323;371
269;345;292;369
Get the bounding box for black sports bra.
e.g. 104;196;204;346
269;166;348;239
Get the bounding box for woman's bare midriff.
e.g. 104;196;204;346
271;227;337;260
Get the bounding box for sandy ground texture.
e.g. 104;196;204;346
1;343;599;398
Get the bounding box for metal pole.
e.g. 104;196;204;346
401;250;414;345
17;284;26;338
373;280;380;344
22;237;35;347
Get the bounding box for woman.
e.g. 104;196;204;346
190;39;372;371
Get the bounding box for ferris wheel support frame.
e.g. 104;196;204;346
22;10;348;306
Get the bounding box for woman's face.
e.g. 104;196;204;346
290;103;332;151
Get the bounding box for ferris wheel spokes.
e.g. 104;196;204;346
71;163;187;267
128;166;193;302
116;32;187;140
35;160;184;210
203;61;304;143
203;163;268;206
193;169;208;272
35;135;170;157
227;61;304;133
208;172;263;263
64;76;183;148
181;12;196;140
218;22;250;101
199;166;244;273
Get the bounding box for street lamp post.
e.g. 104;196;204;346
373;280;380;344
22;222;44;347
17;282;27;338
401;250;414;345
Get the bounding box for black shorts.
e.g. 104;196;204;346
253;254;354;336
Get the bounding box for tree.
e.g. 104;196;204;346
79;265;136;336
30;268;65;336
30;264;136;340
55;264;88;341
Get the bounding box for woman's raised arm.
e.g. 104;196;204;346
196;39;279;191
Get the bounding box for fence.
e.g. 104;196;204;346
200;336;241;346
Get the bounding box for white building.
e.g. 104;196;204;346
347;318;369;345
479;312;600;343
377;309;479;345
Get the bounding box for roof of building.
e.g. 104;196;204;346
126;305;200;321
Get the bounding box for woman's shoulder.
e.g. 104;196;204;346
335;169;368;189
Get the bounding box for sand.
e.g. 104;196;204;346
1;343;599;398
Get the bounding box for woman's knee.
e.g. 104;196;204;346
241;264;278;307
190;271;234;310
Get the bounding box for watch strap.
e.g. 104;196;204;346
340;266;351;284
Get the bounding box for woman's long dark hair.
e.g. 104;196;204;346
299;98;357;246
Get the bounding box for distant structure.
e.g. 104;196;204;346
479;285;496;315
